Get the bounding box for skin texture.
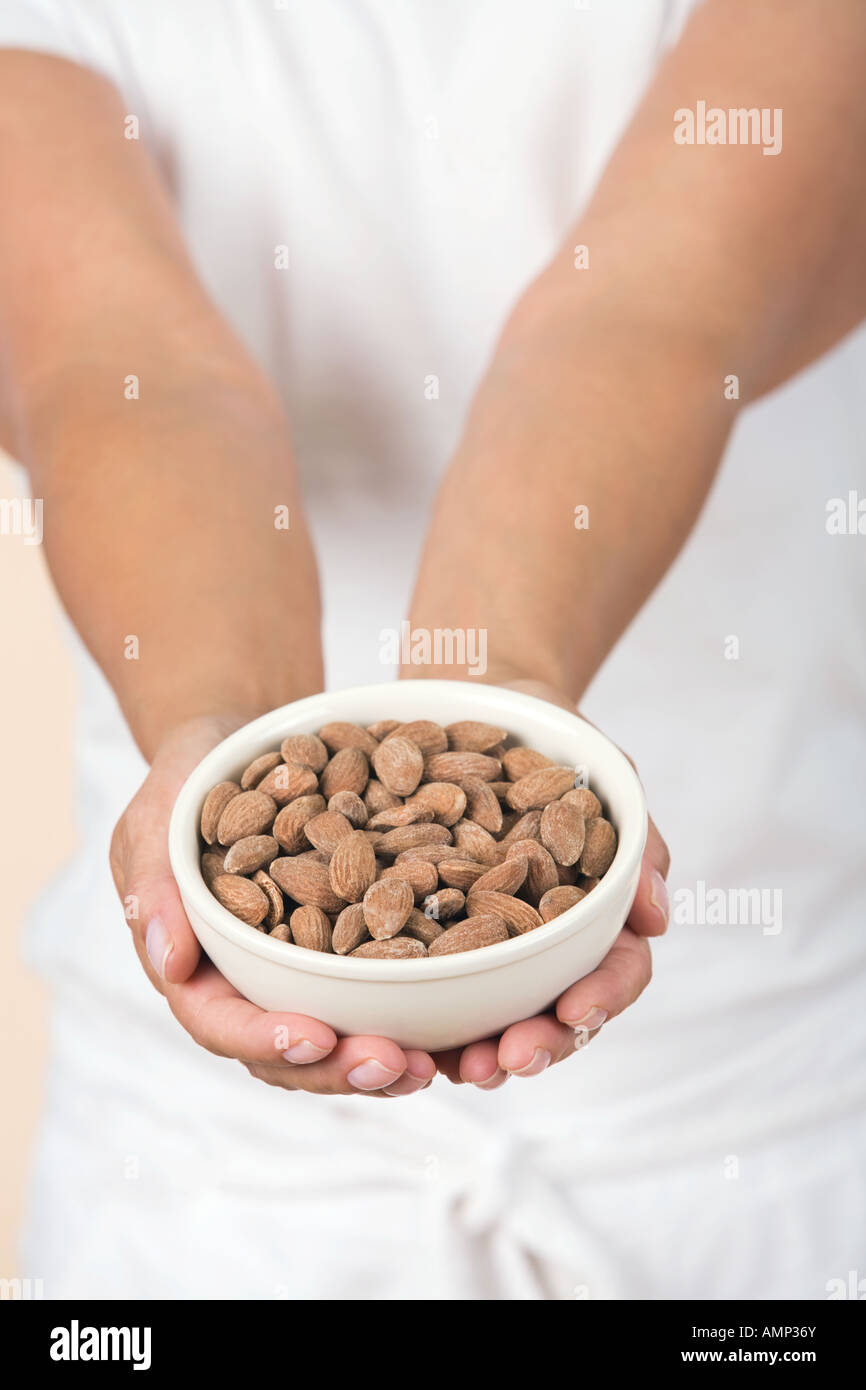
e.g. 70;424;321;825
2;0;865;1094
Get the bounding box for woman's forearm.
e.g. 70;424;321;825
406;301;731;699
19;360;322;759
0;56;322;759
407;0;866;700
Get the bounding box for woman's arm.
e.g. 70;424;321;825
407;0;866;700
0;52;435;1098
406;0;866;1085
0;52;322;755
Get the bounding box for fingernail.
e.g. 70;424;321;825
382;1074;430;1098
282;1040;331;1064
347;1059;403;1092
568;1006;608;1032
650;869;670;928
145;917;173;979
508;1047;551;1078
474;1068;508;1091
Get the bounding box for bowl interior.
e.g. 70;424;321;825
169;682;647;977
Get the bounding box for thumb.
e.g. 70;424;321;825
111;723;234;989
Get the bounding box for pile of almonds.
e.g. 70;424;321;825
198;718;617;959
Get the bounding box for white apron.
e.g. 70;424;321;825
4;0;864;1299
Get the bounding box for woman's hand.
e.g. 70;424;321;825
109;715;436;1098
425;680;670;1090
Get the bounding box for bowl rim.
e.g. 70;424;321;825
168;681;648;981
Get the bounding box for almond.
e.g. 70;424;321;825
379;859;438;902
216;789;278;845
327;791;368;827
444;720;507;752
396;843;465;866
371;735;424;796
404;781;467;827
500;809;543;847
350;936;427;959
363;877;414;939
256;760;319;806
367;804;435;830
200;849;227;887
268;920;292;942
471;855;528;896
421;887;465;923
506;838;558;902
461;776;503;834
579;875;601;893
428;914;509;957
580;818;618;876
318;721;379;757
538;885;586;922
386;719;448;756
451;819;503;866
502;747;554;782
328;829;377;903
240;751;283;790
437;858;488;891
272;794;327;853
269;856;347;912
320;747;369;798
303;810;354;855
366;719;401;741
561;787;602;820
505;766;575;812
200;781;241;844
363;779;403;814
556;862;578;885
223;834;279;875
403;907;445;947
488;782;512;800
423;751;501;784
332;903;369;955
211;874;269;927
280;732;329;773
253;869;285;929
290;904;332;952
540;800;586;866
466;890;542;935
375;823;452;857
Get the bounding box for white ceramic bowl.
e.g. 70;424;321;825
168;681;647;1051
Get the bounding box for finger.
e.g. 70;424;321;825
497;1013;576;1077
458;1038;509;1090
245;1036;434;1096
381;1051;437;1097
627;850;670;938
112;785;202;989
431;1049;465;1084
165;960;338;1064
555;926;652;1032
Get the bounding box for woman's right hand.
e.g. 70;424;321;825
109;715;436;1098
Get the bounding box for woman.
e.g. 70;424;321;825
1;0;864;1299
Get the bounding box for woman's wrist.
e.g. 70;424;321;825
124;665;324;764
